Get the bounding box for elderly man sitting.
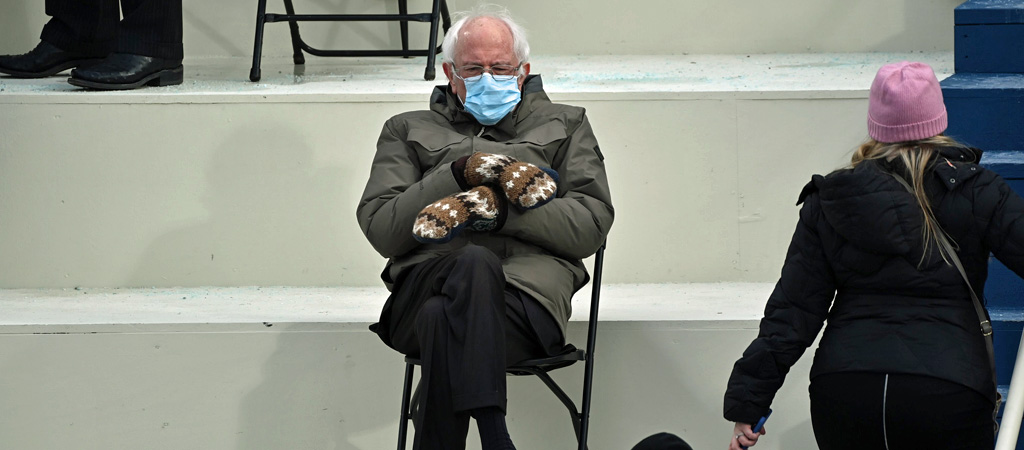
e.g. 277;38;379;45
356;7;613;450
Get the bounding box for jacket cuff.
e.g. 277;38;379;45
451;156;471;191
723;403;768;425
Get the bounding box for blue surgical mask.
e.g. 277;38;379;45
462;73;521;125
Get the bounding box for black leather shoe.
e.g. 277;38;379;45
68;53;183;90
0;41;105;78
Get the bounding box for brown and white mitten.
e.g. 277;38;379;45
457;152;559;210
412;186;506;244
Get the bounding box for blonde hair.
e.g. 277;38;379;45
850;135;969;266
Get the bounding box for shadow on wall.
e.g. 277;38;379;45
234;325;405;450
126;124;346;287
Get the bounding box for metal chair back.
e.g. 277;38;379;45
250;0;451;81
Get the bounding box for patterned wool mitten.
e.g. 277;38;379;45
412;186;506;244
458;152;559;210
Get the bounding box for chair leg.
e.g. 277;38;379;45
440;0;451;32
282;0;305;65
577;359;597;450
397;363;415;450
577;415;590;450
250;0;269;82
423;0;442;80
523;370;587;449
410;380;423;429
398;0;410;57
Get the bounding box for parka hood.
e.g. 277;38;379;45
816;163;922;256
808;146;983;258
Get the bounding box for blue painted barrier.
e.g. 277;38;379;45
955;0;1024;73
944;3;1024;441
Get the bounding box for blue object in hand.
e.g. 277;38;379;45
741;409;772;450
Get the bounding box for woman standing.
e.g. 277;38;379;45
723;61;1024;450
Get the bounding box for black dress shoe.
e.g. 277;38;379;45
0;41;105;78
68;53;183;90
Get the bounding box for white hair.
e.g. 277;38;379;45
440;6;530;66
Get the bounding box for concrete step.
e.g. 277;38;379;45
0;52;953;289
0;283;826;450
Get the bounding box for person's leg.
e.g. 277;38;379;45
387;245;506;449
40;0;118;55
472;288;564;450
811;372;994;450
411;295;474;450
381;245;563;450
809;372;888;450
0;0;113;77
66;0;183;89
503;288;564;365
884;374;993;450
117;0;183;60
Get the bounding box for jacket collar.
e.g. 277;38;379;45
878;145;984;191
935;145;982;163
428;75;548;140
813;145;984;258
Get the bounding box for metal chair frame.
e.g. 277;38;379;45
250;0;451;81
396;243;607;450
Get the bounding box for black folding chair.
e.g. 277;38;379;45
396;243;606;450
250;0;452;82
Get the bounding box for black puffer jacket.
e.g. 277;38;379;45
724;146;1024;424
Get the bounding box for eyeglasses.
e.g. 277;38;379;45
454;64;522;81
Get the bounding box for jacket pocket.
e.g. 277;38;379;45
516;121;568;146
407;128;467;153
408;129;469;177
511;121;568;163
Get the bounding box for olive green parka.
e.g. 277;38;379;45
356;75;614;337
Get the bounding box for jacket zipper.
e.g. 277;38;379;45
883;374;891;450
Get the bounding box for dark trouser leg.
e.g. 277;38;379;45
382;245;563;450
810;372;994;450
810;372;887;450
117;0;183;60
884;374;993;449
40;0;118;56
411;294;476;450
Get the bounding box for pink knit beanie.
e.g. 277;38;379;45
867;61;947;143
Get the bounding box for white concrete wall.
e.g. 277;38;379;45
1;0;961;58
0;93;863;288
0;319;819;450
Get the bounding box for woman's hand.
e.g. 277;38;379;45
729;422;766;449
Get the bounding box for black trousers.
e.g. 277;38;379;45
40;0;183;60
810;372;994;450
374;245;565;450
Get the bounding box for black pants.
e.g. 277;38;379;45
40;0;183;60
374;245;565;450
810;372;994;450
